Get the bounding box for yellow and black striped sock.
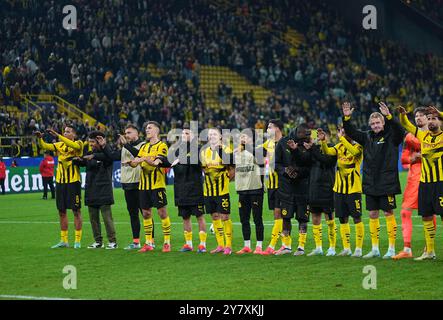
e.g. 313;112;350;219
143;218;153;244
223;219;233;248
61;230;68;243
313;224;322;249
74;229;82;243
270;218;283;249
282;234;292;249
340;223;351;250
423;220;436;254
199;231;207;246
298;232;307;250
385;214;397;249
213;219;224;247
161;217;171;244
369;218;380;249
355;222;364;250
327;220;336;249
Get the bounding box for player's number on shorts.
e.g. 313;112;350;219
222;199;229;209
355;199;361;210
439;197;443;207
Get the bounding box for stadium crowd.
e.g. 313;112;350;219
0;0;442;158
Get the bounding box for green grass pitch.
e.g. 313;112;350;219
1;171;443;300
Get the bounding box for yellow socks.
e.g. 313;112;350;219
199;231;207;246
313;224;322;249
161;217;171;244
74;229;82;243
327;220;336;249
184;230;192;247
143;218;153;244
355;222;364;250
386;214;397;250
270;218;283;249
423;220;436;254
369;218;380;250
213;219;225;247
340;223;351;250
61;230;68;243
298;232;307;250
223;219;233;248
282;233;292;249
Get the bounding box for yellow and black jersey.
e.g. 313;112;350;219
200;145;233;197
39;136;84;184
262;139;278;190
400;113;443;183
321;137;363;194
137;141;168;190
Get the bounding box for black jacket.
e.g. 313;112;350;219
343;115;404;196
75;145;114;207
274;136;310;201
169;141;204;206
306;145;336;208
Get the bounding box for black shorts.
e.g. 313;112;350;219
139;188;167;209
334;193;362;219
204;195;230;215
56;182;81;211
365;194;396;211
309;205;333;216
418;182;443;217
267;188;281;210
178;204;205;219
280;195;309;223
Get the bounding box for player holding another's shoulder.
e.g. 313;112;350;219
261;119;284;255
35;125;84;249
169;124;207;253
127;121;172;253
319;125;364;257
397;105;443;260
200;127;234;255
393;107;430;259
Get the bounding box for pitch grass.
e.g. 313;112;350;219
1;172;443;300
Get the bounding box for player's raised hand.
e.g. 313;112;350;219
378;101;391;116
317;128;326;141
118;134;127;145
287;139;298;150
47;128;59;137
396;105;407;115
428;105;441;114
342;102;354;117
303;139;313;150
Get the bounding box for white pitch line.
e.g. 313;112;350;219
0;294;75;300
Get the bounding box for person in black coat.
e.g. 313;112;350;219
274;123;311;256
294;128;337;257
168;124;207;253
342;101;404;259
74;131;117;249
